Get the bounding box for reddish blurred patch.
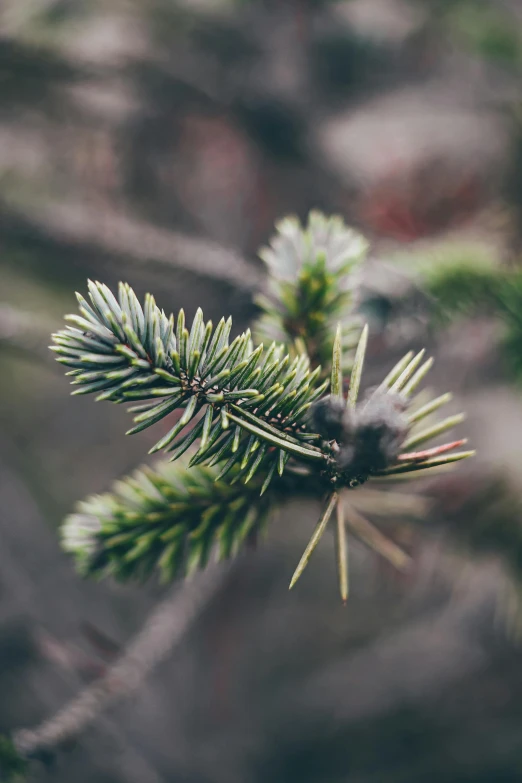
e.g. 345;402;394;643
358;157;485;241
428;473;477;514
173;112;268;247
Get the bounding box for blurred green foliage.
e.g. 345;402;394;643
416;248;522;382
447;3;522;66
0;735;27;783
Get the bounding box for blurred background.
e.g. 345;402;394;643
1;0;522;780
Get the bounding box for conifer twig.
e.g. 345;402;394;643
51;214;473;593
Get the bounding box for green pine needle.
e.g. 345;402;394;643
402;357;434;396
331;323;343;399
379;351;414;391
390;349;426;393
402;413;466;450
289;492;339;589
408;392;453;423
335;499;349;603
343;502;411;570
347;323;368;409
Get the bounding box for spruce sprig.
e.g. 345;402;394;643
51;213;474;600
62;460;277;583
53;281;473;597
61;456;328;585
254;211;366;373
51;280;328;492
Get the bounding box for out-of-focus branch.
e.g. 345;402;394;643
1;200;262;291
0;304;54;365
13;563;228;761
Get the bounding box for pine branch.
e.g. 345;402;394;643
11;564;227;766
6;198;261;291
0;304;53;365
49;205;477;600
51;279;328;488
52;281;474;594
254;211;366;374
62;458;279;584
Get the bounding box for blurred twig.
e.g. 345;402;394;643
2;200;262;291
0;304;54;366
13;563;229;761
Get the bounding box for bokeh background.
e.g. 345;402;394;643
1;1;522;780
